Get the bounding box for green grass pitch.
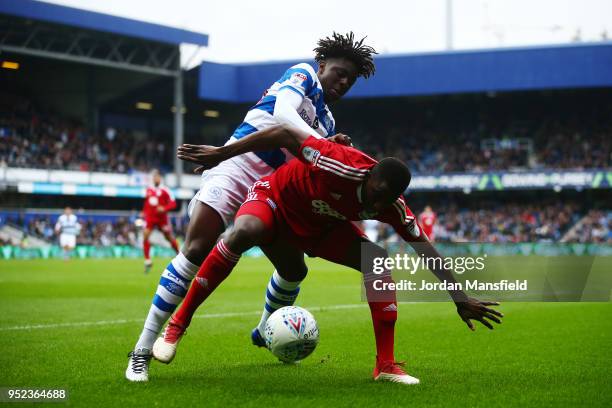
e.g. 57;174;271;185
0;257;610;407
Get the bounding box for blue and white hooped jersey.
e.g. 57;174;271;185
56;214;79;236
229;63;336;170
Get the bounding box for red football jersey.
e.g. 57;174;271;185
419;210;437;239
258;136;422;241
142;185;176;221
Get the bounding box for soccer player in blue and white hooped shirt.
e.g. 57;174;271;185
54;207;81;260
126;32;377;381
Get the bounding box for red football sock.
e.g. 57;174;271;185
365;275;397;363
143;239;151;260
173;240;240;327
170;238;179;253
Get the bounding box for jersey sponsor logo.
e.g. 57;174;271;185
299;109;312;125
302;146;320;164
148;196;159;206
311;200;346;220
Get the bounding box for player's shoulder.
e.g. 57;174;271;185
287;62;317;78
313;139;376;166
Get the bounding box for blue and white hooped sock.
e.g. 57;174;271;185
135;252;199;350
256;270;302;335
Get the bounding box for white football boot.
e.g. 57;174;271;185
152;318;186;364
373;359;420;385
125;348;152;382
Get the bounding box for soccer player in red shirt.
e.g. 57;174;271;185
153;125;503;385
419;205;437;242
142;170;179;272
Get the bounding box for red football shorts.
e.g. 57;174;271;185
145;217;172;233
235;188;366;264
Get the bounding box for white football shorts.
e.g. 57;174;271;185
59;233;77;249
188;152;277;227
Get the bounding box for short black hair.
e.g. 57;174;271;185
370;158;412;196
314;32;377;78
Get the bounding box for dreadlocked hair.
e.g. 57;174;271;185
314;31;377;78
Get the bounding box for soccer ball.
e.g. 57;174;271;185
264;306;319;363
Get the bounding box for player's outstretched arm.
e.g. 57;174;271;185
177;124;312;172
408;233;504;331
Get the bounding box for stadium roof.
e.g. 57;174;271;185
0;0;208;46
199;42;612;102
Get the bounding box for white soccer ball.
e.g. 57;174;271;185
264;306;319;363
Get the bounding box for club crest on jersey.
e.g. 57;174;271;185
290;72;307;86
302;146;320;164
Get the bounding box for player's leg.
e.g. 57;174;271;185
127;160;268;380
142;226;153;272
66;235;76;260
153;199;276;363
314;224;419;385
126;202;224;381
251;241;308;347
173;200;275;328
59;234;69;260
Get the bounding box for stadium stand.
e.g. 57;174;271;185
1;2;610;259
0;93;171;172
2;90;610;173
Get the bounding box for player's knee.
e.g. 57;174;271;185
278;263;308;282
225;217;265;253
182;238;212;265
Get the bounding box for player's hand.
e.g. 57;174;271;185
455;297;503;331
177;144;225;173
328;133;352;146
156;206;165;213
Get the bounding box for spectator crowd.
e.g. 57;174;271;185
1;93;610;174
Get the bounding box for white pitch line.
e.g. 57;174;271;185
0;303;368;332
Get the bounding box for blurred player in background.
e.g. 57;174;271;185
126;32;377;382
418;205;437;242
54;207;80;260
142;169;179;273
